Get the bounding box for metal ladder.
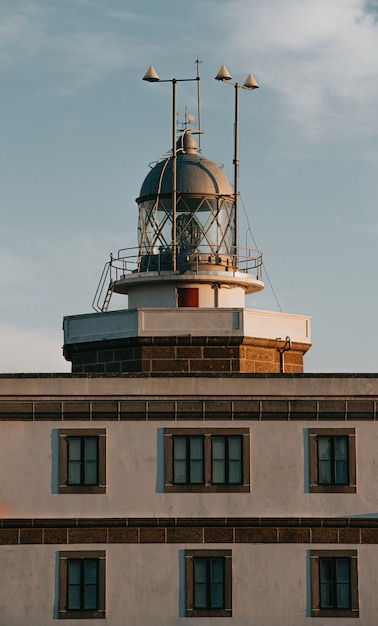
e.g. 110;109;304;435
101;284;114;312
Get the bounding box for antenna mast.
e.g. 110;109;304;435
195;57;202;151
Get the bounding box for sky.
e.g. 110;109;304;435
1;0;378;373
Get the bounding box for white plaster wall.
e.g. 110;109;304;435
127;283;245;308
217;285;245;308
128;284;177;308
244;307;311;344
0;543;377;625
2;420;378;518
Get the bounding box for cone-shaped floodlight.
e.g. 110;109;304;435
215;65;232;81
243;73;259;90
143;65;160;82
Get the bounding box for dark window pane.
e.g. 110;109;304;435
68;585;81;610
337;559;351;608
68;438;82;485
85;559;98;584
68;438;81;461
173;437;187;483
211;558;224;609
212;435;243;485
318;437;331;460
229;461;242;484
211;558;224;583
67;560;81;610
174;437;187;460
211;583;224;608
320;583;333;608
68;461;81;485
84;586;97;610
194;584;207;608
84;559;98;610
335;436;348;460
173;436;204;484
319;556;352;611
229;436;242;461
84;438;98;485
67;558;99;612
191;437;203;460
335;460;348;484
212;437;226;484
320;558;334;608
174;459;187;484
318;437;332;484
67;436;100;487
191;460;203;483
190;437;203;484
193;557;225;610
318;460;332;484
320;559;332;583
318;435;349;486
229;436;242;484
194;559;207;608
337;583;350;609
85;461;98;485
85;438;97;461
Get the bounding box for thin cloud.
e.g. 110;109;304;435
214;0;378;140
0;0;47;67
0;0;156;92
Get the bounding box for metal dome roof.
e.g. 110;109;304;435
137;133;233;200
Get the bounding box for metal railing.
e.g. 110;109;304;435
92;246;263;312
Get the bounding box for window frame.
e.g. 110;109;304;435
309;428;356;493
58;550;106;619
185;549;232;618
164;428;250;493
310;550;359;618
59;429;106;494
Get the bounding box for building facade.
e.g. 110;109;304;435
1;70;377;624
1;374;378;624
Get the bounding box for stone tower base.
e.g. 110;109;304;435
64;336;310;374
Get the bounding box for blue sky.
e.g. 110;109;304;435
1;0;378;372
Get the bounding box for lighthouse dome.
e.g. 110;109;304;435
137;133;232;200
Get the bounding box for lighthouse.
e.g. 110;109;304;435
63;67;311;374
7;66;377;626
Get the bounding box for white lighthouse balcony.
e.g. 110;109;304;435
93;245;264;312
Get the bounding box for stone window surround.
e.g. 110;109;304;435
58;550;106;619
59;429;106;494
309;428;356;494
310;549;359;618
164;427;250;493
185;549;232;618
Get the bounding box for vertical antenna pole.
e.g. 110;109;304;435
172;79;177;271
195;58;202;152
234;83;239;267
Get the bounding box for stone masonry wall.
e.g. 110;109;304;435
65;337;309;374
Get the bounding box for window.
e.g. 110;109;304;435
309;428;356;493
58;551;106;619
59;429;106;494
165;428;250;492
173;435;204;485
185;550;232;617
310;550;359;618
